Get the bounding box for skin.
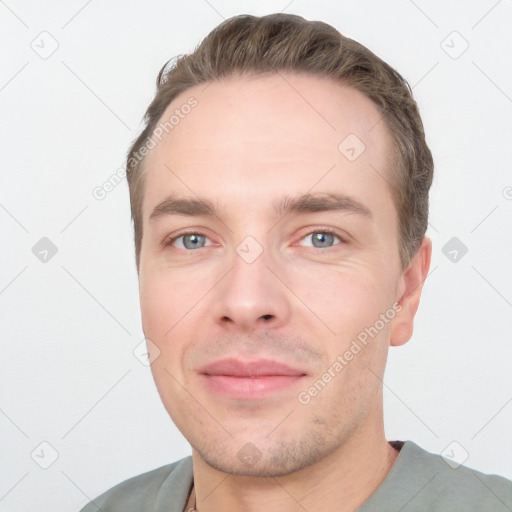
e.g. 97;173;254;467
138;73;432;512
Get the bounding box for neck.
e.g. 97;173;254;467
190;422;399;512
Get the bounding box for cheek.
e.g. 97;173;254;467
139;273;198;378
292;262;395;398
140;278;169;340
140;275;193;417
292;262;393;339
140;271;195;337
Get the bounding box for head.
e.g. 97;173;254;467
128;14;433;476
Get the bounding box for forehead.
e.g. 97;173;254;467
141;73;395;222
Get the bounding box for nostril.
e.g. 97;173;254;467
261;314;273;321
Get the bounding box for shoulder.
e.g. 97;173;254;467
79;456;193;512
390;441;512;511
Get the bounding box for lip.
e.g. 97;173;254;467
198;358;307;400
199;358;306;377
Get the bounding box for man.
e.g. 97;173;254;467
81;13;512;512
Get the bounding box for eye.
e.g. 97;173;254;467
298;230;343;249
165;229;345;251
167;232;212;250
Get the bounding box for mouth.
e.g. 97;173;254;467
198;358;308;400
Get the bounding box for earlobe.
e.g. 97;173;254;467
390;237;432;347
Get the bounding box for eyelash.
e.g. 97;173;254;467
163;228;347;250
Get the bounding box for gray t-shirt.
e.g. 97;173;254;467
79;441;512;511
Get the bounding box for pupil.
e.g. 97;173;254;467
184;234;203;249
313;232;333;247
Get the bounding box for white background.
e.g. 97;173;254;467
1;0;511;510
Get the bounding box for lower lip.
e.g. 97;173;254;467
200;374;305;400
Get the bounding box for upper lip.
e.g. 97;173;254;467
198;358;307;377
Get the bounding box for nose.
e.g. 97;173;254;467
211;243;291;332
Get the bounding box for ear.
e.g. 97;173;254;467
390;237;432;347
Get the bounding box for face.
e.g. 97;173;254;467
138;73;415;477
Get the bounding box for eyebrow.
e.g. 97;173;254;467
149;192;372;223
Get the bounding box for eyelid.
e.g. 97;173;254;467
294;224;350;242
163;230;214;248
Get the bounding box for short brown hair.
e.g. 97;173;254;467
126;13;433;272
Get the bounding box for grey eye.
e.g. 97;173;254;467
178;234;207;250
307;232;340;248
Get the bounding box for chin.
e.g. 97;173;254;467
192;427;334;477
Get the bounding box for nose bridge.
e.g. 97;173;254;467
212;233;290;331
232;236;269;291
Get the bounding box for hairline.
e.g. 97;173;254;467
131;72;413;271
